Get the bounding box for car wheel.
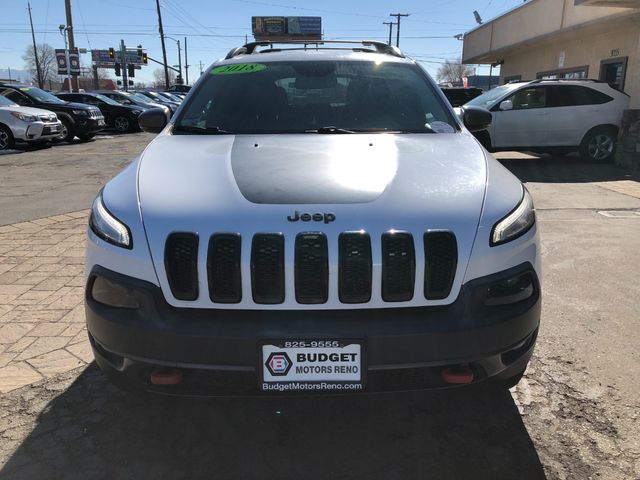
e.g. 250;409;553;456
580;127;617;163
58;119;75;143
0;125;15;150
113;116;131;133
78;133;96;142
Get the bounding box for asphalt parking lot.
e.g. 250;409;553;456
0;133;639;479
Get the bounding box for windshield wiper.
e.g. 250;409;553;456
173;125;232;135
306;126;355;134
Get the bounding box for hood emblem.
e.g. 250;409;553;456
287;210;336;224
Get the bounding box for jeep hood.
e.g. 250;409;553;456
136;132;489;308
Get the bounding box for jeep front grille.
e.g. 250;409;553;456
207;234;242;303
164;230;457;305
295;233;329;304
381;232;415;302
251;233;285;304
164;232;199;301
424;231;458;300
338;232;373;304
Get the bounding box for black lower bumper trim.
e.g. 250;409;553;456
85;263;540;394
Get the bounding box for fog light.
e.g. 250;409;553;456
485;272;534;306
91;276;139;309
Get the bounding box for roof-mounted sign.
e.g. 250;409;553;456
251;16;322;41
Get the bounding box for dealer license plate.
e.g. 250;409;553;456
260;340;364;392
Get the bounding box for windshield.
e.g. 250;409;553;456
175;61;458;134
94;94;121;106
465;84;518;109
0;95;16;107
20;87;66;104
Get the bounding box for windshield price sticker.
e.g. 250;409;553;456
211;63;267;75
261;340;363;392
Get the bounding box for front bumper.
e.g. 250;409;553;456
74;116;105;135
85;263;540;395
13;121;62;142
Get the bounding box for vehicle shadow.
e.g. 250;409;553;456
497;153;639;183
0;364;545;480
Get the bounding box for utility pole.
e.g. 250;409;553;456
177;39;182;83
383;21;394;46
155;0;170;89
120;39;128;92
184;36;189;85
60;26;71;92
27;3;43;88
389;13;409;48
64;0;78;91
199;61;204;76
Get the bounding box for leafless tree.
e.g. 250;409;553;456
22;43;59;86
153;68;176;88
436;58;475;84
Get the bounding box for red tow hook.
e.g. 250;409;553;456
441;365;474;385
150;367;183;386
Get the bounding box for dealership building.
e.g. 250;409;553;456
462;0;640;108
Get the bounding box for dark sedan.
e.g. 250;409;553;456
56;92;143;133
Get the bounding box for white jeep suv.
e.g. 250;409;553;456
465;79;629;161
85;41;541;395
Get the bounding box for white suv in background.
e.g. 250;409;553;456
465;79;630;161
0;95;62;150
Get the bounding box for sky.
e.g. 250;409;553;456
0;0;526;86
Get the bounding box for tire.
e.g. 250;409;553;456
579;127;617;163
58;118;75;143
113;116;131;133
0;125;15;150
78;133;96;142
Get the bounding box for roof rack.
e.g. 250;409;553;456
529;78;606;84
225;40;404;60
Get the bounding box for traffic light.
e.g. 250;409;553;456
142;52;148;65
114;62;121;77
108;47;115;60
127;64;135;78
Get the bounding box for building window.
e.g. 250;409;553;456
503;74;522;84
536;66;589;80
599;57;627;92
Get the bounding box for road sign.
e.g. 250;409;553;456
92;49;146;66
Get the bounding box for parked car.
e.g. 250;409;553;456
167;84;191;93
464;79;630;161
133;91;180;114
0;84;104;142
440;87;483;107
0;95;62;150
56;92;143;133
86;40;539;396
92;90;171;118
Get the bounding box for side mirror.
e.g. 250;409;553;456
461;106;492;132
499;100;513;111
138;108;168;133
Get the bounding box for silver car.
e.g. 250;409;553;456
85;40;540;395
0;95;62;150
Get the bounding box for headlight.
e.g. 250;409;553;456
491;187;535;246
10;112;37;122
89;192;132;249
72;109;88;116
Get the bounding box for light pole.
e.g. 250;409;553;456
59;25;71;92
165;36;182;84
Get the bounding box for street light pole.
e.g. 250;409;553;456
59;26;71;92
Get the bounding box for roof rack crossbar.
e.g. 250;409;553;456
226;40;404;59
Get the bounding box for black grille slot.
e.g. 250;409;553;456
251;234;285;304
424;231;457;300
207;234;242;303
165;233;199;301
295;233;328;304
381;232;415;302
339;232;372;304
